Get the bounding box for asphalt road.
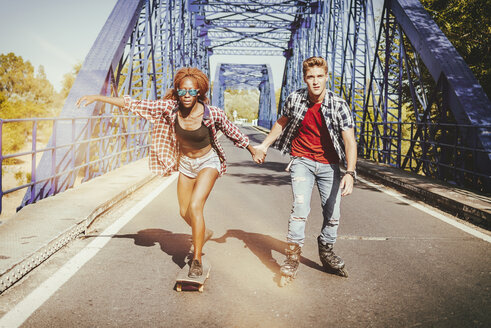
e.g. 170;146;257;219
0;127;490;327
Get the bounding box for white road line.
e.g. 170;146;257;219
0;173;178;328
358;176;491;243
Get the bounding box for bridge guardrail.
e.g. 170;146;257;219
357;121;491;193
0;114;150;214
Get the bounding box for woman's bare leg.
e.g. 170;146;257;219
177;168;218;263
188;168;218;262
177;173;195;227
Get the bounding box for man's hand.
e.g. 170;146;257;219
76;95;99;108
253;144;267;164
340;174;354;196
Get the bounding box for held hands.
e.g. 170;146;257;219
75;95;99;108
340;174;354;196
252;144;267;164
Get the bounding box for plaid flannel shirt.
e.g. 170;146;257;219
123;95;250;177
273;88;354;163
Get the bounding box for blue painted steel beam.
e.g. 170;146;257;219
195;0;313;56
21;0;212;209
390;0;491;140
389;0;491;179
19;0;491;208
21;0;145;208
212;63;277;129
198;1;313;15
202;19;293;29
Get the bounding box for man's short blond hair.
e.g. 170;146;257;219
302;57;328;76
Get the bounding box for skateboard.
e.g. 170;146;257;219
175;260;211;292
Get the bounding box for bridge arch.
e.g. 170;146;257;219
11;0;489;211
212;63;277;129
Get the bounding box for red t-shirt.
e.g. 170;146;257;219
291;102;339;164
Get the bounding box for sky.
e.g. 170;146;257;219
0;0;287;92
0;0;382;93
0;0;119;92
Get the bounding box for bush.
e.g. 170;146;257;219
224;89;260;122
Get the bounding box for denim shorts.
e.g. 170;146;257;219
178;148;221;178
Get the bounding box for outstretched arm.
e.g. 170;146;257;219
253;115;290;163
76;95;125;108
76;94;176;123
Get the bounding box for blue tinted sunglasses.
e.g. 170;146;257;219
177;89;199;97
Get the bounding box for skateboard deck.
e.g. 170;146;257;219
175;260;211;292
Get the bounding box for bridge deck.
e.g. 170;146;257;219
0;127;490;326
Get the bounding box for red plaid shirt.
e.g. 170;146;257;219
123;95;250;177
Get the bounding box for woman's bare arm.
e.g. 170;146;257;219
76;95;125;108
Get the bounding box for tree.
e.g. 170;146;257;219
0;52;55;105
224;89;259;122
0;52;57;155
420;0;491;98
60;62;82;99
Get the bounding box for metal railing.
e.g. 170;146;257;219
0;113;150;214
357;121;491;192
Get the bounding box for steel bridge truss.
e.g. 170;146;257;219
213;63;277;128
20;0;211;208
17;0;491;211
279;0;490;191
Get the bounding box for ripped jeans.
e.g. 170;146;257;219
288;157;341;247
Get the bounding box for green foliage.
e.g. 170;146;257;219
0;52;59;157
420;0;491;98
0;53;55;104
223;89;260;122
0;100;50;155
60;61;82;99
275;88;281;111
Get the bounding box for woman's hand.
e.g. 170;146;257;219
247;144;258;163
253;144;267;164
76;95;100;108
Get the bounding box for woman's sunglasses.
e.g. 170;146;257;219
177;89;199;97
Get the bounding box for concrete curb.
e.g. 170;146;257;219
0;159;158;294
356;159;490;229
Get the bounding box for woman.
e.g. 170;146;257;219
76;67;257;278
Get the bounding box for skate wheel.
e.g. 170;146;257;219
339;268;348;278
176;283;182;292
279;275;289;287
199;285;204;292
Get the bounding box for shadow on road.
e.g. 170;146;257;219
228;159;290;173
228;161;288;173
226;161;291;186
108;228;325;285
212;229;324;285
114;229;192;269
244;130;268;145
226;172;291;186
354;182;382;193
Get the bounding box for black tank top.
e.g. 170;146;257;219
175;118;211;150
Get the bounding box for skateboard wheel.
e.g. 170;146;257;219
199;285;204;292
176;283;182;292
279;275;289;287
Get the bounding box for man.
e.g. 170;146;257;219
254;56;357;278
